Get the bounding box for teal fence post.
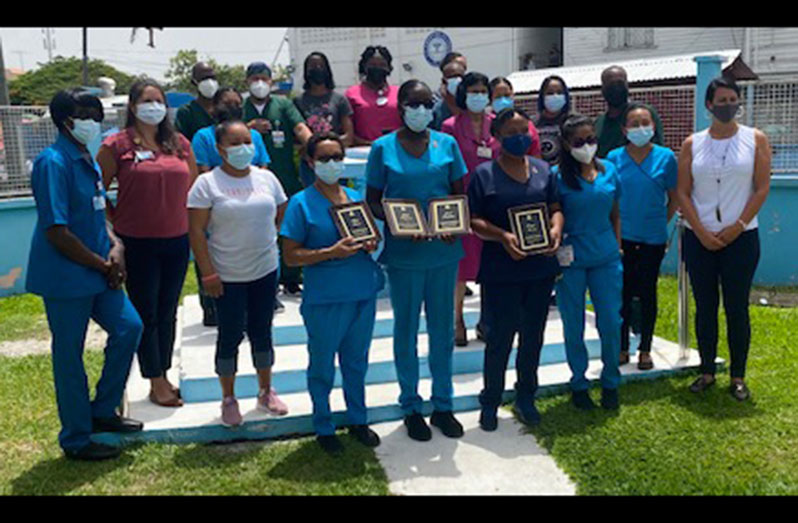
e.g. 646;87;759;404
694;55;724;132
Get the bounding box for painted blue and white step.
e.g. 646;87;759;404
105;288;714;447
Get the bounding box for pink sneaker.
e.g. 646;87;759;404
257;388;289;416
221;396;243;427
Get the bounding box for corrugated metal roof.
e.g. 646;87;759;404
508;49;742;94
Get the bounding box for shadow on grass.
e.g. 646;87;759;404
10;451;135;495
267;434;374;484
171;439;267;470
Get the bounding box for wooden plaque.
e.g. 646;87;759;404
507;202;553;254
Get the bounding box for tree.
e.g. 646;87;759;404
8;56;136;105
164;50;247;93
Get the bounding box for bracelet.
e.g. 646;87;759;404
201;273;220;284
737;219;748;230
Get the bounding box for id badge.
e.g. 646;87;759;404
93;195;106;211
135;150;155;162
272;130;285;148
556;245;574;267
477;146;492;159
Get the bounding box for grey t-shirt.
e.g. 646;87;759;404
294;91;353;135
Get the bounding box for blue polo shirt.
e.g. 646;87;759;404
606;144;677;245
366;130;467;270
191;125;271;169
280;185;385;305
468;157;561;284
554;159;622;269
26;134;110;299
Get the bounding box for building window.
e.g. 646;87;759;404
606;28;655;51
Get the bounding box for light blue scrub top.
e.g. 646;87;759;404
191;125;271;169
365;130;467;270
606;144;677;245
554;159;622;269
280;185;385;306
26;134;111;299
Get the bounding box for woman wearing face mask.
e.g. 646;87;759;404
535;75;571;166
489;77;542;159
676;77;772;401
606;103;677;372
430;53;466;131
553;114;623;412
188;119;290;427
97;79;199;407
441;72;497;346
345;46;402;145
366;80;468;442
467;108;563;431
294;52;355;187
280;132;384;454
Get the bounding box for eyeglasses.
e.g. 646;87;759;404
316;154;344;162
571;136;598;148
404;101;435;110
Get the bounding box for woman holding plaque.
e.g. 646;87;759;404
553;114;623;411
366;79;468;442
606;103;678;371
280;132;384;454
468;108;563;431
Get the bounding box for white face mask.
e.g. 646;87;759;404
249;80;271;99
136;102;167;126
70;118;102;145
570;143;598;164
197;78;219;99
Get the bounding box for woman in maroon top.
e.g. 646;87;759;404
97;78;199;407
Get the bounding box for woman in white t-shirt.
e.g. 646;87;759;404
188;119;290;427
676;76;772;402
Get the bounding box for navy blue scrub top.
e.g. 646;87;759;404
26;134;111;299
468;157;561;284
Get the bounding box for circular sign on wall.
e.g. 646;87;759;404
423;30;453;67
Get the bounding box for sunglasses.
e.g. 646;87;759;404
571;136;598;148
316;154;344;162
404;101;435;110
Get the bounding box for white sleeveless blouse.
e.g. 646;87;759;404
689;124;758;233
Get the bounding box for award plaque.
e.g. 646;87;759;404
507;203;553;253
382;199;428;237
329;201;381;243
428;195;471;236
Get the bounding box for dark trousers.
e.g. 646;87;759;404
684;229;760;378
621;240;666;353
120;234;190;379
479;276;556;410
213;270;278;377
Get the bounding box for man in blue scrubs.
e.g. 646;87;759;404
366;80;468;441
26;89;144;461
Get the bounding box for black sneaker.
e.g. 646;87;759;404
317;434;344;455
572;390;596;410
479;408;498;432
284;282;303;296
730;382;751;402
404;413;432;442
64;442;121;461
513;402;542;426
274;298;285;314
92;415;143;433
349;425;381;447
601;388;619;410
430;410;464;438
464;285;474;297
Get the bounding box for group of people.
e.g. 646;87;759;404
26;44;771;461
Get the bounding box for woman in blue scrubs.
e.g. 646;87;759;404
26;89;144;461
607;103;677;371
281;132;384;454
553;114;623;411
365;80;468;442
468;108;563;431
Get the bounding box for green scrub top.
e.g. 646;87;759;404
175;99;215;142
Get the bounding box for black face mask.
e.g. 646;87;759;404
710;103;739;124
366;66;390;85
603;83;628;108
307;68;330;85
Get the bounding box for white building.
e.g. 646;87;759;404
286;27;561;93
563;28;798;78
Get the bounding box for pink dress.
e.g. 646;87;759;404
441;113;501;282
344;83;402;142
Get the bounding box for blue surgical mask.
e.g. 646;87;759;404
626;125;654;147
466;92;489;113
492;96;514;113
315;160;345;184
446;77;462;97
224;144;256;170
501;133;532;157
403;105;433;133
69;118;101;145
544;94;566;113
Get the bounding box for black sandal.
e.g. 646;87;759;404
637;352;654;371
619;351;630;365
730;382;751;401
689;375;715;393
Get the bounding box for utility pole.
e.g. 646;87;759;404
82;27;89;86
42;28;55;61
0;37;9;105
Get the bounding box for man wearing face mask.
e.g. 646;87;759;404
27;89;145;461
595;66;665;158
243;62;312;296
175;62;218;142
431;52;467;131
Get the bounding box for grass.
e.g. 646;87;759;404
524;276;798;495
